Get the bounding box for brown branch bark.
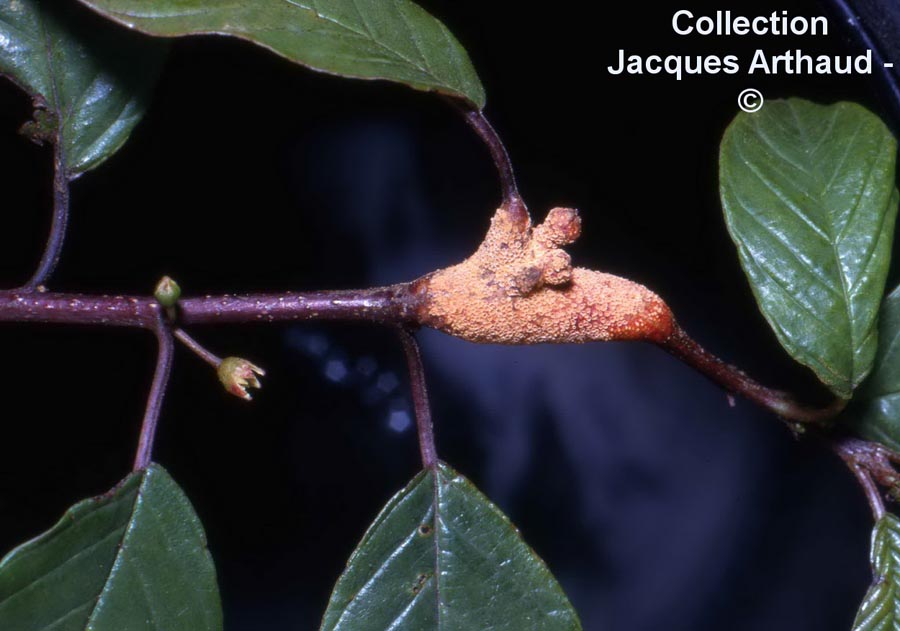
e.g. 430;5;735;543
660;325;847;424
0;285;420;329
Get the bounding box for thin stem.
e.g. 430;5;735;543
174;328;222;368
133;314;175;471
23;144;69;291
833;436;889;521
397;327;438;469
450;100;526;221
664;323;893;519
660;324;846;424
848;465;885;521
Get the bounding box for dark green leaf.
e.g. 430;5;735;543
321;462;581;631
847;285;900;448
720;99;899;398
853;513;900;631
0;464;222;631
75;0;485;108
0;0;165;175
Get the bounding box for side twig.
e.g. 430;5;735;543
23;144;69;291
133;313;175;471
397;327;438;469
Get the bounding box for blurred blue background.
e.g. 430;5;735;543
2;0;899;629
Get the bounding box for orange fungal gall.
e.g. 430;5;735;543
417;204;675;345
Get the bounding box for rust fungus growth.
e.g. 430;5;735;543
416;203;675;345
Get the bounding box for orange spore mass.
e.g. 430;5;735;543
417;205;675;345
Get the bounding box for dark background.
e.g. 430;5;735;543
1;0;898;629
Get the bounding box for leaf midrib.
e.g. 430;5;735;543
432;468;443;631
83;471;146;629
431;468;545;628
788;107;856;360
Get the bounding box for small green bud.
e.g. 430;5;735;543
154;276;181;308
218;357;265;401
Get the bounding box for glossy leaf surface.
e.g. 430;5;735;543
0;0;164;175
848;285;900;449
321;462;581;631
853;513;900;631
0;464;222;631
76;0;485;108
720;99;899;397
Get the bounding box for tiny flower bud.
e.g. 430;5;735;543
218;357;265;401
154;276;181;308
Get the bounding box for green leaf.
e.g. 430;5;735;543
853;513;900;631
847;285;900;448
0;0;165;176
0;464;222;631
320;462;581;631
719;99;899;398
75;0;485;108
